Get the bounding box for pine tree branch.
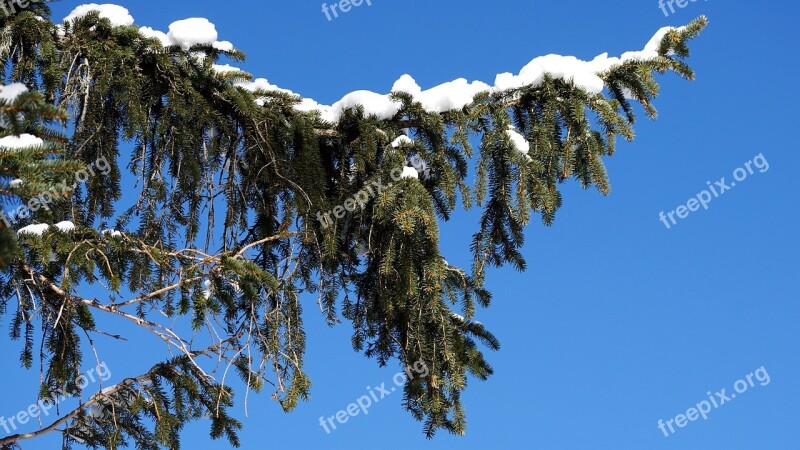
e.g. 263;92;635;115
0;335;242;448
110;276;204;310
109;231;297;310
20;264;211;377
232;231;297;259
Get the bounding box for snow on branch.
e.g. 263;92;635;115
62;4;698;125
233;25;689;122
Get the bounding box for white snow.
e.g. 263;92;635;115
0;83;28;103
269;76;487;123
167;18;218;50
333;90;401;121
494;54;608;95
212;64;243;74
234;78;295;96
96;12;679;124
505;126;530;155
236;26;682;121
295;98;335;121
620;87;635;99
17;224;49;236
234;83;392;123
202;279;212;299
139;19;233;51
8;179;23;188
392;75;491;112
0;134;44;150
400;166;419;179
212;40;234;52
494;26;684;95
391;135;414;148
227;280;242;294
100;385;118;395
63;4;134;27
235;78;298;108
139;26;172;46
54;221;76;232
620;26;683;63
87;404;105;418
390;74;420;96
101;229;122;238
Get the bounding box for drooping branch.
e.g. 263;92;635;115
0;334;242;448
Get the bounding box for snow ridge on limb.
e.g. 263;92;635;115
232;20;708;123
61;4;705;125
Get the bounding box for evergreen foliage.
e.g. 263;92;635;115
0;4;707;447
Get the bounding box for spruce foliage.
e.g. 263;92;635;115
0;4;707;447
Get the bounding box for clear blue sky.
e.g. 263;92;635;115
2;1;798;449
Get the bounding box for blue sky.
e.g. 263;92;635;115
2;0;798;449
